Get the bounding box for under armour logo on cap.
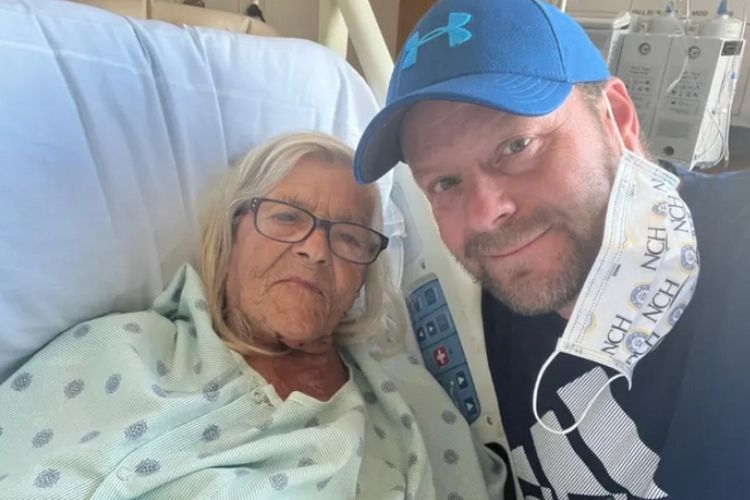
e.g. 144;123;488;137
402;12;472;69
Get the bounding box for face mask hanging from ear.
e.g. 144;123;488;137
532;95;701;435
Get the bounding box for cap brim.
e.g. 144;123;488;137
354;73;573;184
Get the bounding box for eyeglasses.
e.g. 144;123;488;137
242;197;389;265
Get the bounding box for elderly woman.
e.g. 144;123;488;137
0;132;503;499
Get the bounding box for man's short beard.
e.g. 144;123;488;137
461;209;602;316
472;235;597;316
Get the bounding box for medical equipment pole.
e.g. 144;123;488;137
336;0;393;105
318;0;349;59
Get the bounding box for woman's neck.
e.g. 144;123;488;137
244;348;349;401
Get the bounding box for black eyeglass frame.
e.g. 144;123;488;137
243;197;389;265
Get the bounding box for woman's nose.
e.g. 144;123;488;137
292;227;331;264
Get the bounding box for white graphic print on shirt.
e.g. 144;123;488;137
513;368;668;500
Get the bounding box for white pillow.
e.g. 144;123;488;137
0;0;392;380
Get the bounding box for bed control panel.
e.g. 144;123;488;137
391;163;505;447
407;279;481;423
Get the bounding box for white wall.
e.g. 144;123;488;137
192;0;400;67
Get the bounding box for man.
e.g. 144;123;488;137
354;0;750;499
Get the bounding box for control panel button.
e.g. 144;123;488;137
412;298;422;313
436;314;450;331
455;370;468;389
425;288;437;305
433;346;450;367
426;321;437;337
464;397;479;417
416;327;426;344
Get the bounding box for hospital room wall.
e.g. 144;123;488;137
171;0;402;66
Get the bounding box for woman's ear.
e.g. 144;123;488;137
602;77;646;155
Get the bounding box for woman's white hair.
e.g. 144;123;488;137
201;131;398;356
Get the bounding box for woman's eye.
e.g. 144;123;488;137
338;232;363;248
502;137;532;155
272;211;301;223
433;177;461;194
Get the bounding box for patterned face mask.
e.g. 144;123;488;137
532;96;700;435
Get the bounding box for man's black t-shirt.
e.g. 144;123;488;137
483;169;750;499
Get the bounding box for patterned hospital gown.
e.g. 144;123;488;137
0;265;503;499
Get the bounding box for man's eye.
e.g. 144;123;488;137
433;177;461;194
502;137;532;155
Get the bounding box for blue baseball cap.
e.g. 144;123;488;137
353;0;611;184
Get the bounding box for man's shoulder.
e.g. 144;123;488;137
677;168;750;248
678;169;750;273
679;168;750;220
674;169;750;345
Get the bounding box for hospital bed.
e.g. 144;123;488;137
0;0;518;496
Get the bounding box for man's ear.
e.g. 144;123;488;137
601;77;646;155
